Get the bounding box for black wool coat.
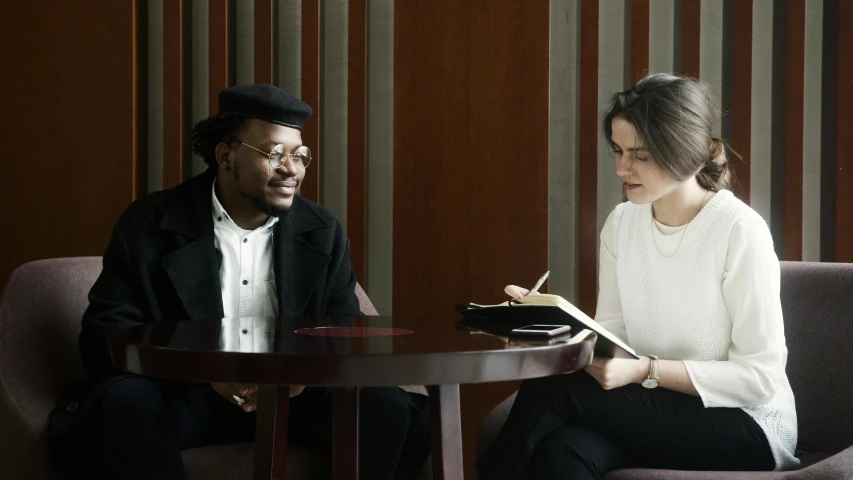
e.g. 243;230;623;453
78;168;362;381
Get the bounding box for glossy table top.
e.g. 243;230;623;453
107;315;596;386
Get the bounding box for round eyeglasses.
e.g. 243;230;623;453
230;138;313;171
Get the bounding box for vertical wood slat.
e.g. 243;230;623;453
731;0;753;203
300;0;322;204
209;0;233;114
134;0;147;199
783;0;806;261
348;0;368;286
837;0;853;262
681;0;701;77
254;0;274;84
630;0;650;83
578;0;599;316
163;0;190;189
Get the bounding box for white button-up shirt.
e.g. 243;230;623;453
212;181;280;352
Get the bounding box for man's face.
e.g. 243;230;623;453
224;118;306;215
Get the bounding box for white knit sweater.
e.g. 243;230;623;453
595;189;799;470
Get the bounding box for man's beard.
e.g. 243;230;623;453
233;162;293;217
239;189;292;217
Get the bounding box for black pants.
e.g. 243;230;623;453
477;372;774;480
81;376;430;479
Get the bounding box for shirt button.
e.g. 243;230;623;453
243;238;248;243
242;280;248;285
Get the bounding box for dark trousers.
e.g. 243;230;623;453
82;376;430;480
477;372;774;480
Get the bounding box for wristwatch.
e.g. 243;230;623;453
641;355;659;389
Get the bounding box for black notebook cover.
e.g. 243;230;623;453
455;304;639;359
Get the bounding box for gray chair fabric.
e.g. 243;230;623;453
477;261;853;479
0;256;428;479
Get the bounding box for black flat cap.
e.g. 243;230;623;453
218;84;313;130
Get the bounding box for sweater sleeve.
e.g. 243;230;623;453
594;206;630;345
683;213;788;408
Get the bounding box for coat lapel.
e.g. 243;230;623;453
274;197;332;316
159;169;225;320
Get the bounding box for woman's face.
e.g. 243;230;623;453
610;117;678;205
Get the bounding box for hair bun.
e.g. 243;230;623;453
697;137;731;191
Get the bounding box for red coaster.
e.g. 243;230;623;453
294;326;415;337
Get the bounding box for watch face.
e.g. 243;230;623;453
641;378;659;389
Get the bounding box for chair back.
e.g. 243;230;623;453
781;261;853;455
0;257;102;478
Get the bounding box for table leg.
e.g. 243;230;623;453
427;384;464;480
333;387;361;480
254;386;290;480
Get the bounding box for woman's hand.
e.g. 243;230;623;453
585;356;650;390
504;285;540;300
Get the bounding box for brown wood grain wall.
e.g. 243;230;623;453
783;0;806;262
578;0;600;316
347;0;368;286
393;1;550;476
254;0;275;85
163;0;191;189
0;1;145;292
631;0;650;84
681;0;702;78
838;0;853;262
731;0;752;204
300;0;322;204
209;0;233;115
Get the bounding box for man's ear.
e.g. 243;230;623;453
215;142;233;171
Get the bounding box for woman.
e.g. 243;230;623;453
477;74;798;479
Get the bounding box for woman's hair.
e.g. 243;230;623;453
191;113;248;167
602;73;735;191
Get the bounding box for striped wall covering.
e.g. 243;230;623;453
142;0;853;317
135;1;851;476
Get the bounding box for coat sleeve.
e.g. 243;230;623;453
79;225;146;380
323;221;363;316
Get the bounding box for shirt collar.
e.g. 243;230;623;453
212;177;280;232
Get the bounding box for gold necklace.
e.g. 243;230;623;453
651;189;711;258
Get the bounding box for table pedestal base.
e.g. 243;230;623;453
253;384;465;480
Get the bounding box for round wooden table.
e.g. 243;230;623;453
107;315;595;480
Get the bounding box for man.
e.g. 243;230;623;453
51;84;430;479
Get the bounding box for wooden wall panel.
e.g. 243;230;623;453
300;0;322;204
784;0;806;261
254;0;275;85
578;0;600;315
0;0;143;290
347;0;368;286
393;1;550;476
209;0;233;113
837;0;853;262
731;0;752;203
631;0;650;83
163;0;191;189
681;0;702;77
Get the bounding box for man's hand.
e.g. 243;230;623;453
585;356;650;390
211;383;259;412
211;383;306;412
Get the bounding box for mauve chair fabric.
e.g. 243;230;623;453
0;256;429;479
476;261;853;480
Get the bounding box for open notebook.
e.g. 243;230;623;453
456;293;638;359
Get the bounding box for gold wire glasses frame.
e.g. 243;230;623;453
230;138;313;172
